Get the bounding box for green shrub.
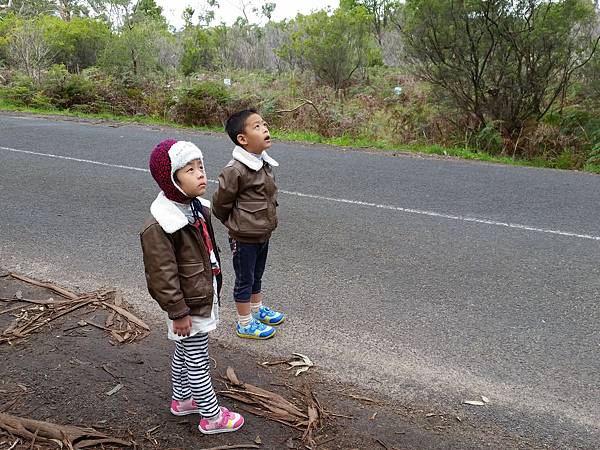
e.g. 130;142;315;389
42;65;97;109
472;122;504;155
169;81;231;126
0;74;40;106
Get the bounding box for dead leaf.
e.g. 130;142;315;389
481;395;490;403
254;435;262;444
463;400;486;406
226;366;241;385
287;353;314;376
105;384;123;396
295;366;310;377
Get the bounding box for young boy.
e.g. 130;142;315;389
212;109;285;339
140;139;244;434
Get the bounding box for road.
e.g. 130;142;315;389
1;114;599;448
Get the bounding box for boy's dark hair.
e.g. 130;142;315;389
225;109;258;146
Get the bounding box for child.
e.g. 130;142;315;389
140;139;244;434
212;109;285;340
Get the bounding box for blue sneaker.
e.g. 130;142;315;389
252;305;285;326
236;318;276;340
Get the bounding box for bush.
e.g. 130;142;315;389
0;73;52;108
42;65;97;109
169;81;231;126
472;122;504;155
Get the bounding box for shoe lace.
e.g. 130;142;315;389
219;409;234;427
249;319;267;331
260;306;275;316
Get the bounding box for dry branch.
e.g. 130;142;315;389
276;99;322;117
219;367;322;443
0;412;131;448
199;445;260;450
1;274;149;345
9;273;79;300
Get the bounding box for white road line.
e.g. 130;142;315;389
2;145;599;241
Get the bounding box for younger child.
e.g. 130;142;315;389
140;139;244;434
212;109;285;339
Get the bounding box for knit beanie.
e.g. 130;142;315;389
149;139;205;203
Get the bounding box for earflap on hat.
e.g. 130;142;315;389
167;141;205;198
149;139;189;203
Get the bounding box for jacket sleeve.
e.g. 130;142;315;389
211;166;242;224
140;223;190;320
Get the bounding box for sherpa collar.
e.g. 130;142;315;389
232;145;279;171
150;191;211;234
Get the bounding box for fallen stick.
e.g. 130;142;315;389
29;426;39;449
199;445;260;450
0;305;34;316
0;412;131;448
17;300;95;336
342;393;381;404
0;297;67;306
101;302;150;331
9;273;79;300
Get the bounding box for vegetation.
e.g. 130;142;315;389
0;0;599;172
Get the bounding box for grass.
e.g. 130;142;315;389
1;100;598;174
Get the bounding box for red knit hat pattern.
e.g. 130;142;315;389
149;139;190;203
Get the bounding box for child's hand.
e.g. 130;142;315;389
173;316;192;337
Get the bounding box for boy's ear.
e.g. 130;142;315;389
237;133;248;146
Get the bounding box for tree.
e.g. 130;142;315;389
203;0;219;26
8;20;53;82
179;26;218;74
259;2;276;21
279;8;376;90
40;15;111;70
96;0;174;77
182;6;194;28
340;0;400;47
401;0;600;136
0;0;56;18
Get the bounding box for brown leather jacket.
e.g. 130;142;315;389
212;147;279;243
140;201;222;320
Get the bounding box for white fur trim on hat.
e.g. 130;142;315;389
169;141;204;174
168;141;205;197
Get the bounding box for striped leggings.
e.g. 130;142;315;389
171;333;220;418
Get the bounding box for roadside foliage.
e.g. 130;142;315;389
0;0;599;172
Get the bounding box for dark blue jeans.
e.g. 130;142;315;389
229;238;269;303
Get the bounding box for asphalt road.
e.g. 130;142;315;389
1;114;599;448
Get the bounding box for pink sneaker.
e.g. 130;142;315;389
170;398;200;416
198;406;244;434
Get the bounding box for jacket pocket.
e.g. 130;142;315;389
233;200;270;232
178;262;209;303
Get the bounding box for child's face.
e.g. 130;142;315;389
175;159;206;198
237;113;271;154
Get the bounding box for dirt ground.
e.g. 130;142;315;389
0;272;546;450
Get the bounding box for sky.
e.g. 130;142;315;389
156;0;340;29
